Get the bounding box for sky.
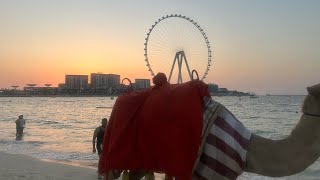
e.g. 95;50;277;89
0;0;319;95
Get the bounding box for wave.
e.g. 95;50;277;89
0;140;45;147
42;120;59;124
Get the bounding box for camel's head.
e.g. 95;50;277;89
302;83;320;115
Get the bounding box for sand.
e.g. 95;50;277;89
0;151;99;180
0;151;167;180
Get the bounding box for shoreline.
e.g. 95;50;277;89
0;151;98;180
0;151;167;180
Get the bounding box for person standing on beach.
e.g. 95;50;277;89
93;118;108;156
93;118;108;179
15;115;26;136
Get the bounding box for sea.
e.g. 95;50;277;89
0;95;319;180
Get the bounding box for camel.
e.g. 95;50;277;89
100;81;320;180
193;83;320;179
245;83;320;177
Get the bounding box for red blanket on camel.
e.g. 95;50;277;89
99;75;210;180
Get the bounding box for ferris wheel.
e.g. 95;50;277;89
144;14;212;84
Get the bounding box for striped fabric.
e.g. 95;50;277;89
193;97;252;180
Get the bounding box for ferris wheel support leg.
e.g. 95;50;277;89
178;54;183;84
168;53;178;83
182;52;192;81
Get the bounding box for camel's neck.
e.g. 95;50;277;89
246;114;320;177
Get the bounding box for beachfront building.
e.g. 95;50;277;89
65;75;89;90
23;84;37;92
23;84;57;95
58;83;66;91
208;83;219;93
135;79;150;90
106;74;120;89
90;73;120;92
218;88;228;93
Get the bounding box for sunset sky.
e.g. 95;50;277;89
0;0;319;95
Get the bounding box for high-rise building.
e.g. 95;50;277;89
65;75;88;90
135;79;150;90
90;73;120;90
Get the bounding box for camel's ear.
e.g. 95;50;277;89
307;83;320;97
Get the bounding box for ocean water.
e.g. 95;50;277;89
0;96;319;179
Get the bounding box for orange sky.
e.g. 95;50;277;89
1;1;319;95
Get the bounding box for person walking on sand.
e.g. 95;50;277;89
15;115;26;136
93;118;108;179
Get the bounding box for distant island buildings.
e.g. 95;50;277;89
0;73;151;96
208;83;250;96
58;73;151;94
0;73;249;96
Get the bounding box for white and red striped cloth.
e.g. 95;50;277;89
193;97;252;180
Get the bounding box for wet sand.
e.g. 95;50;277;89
0;151;98;180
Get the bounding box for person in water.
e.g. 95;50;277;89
92;118;108;179
15;115;26;136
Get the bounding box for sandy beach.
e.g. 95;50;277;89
0;151;168;180
0;151;98;180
